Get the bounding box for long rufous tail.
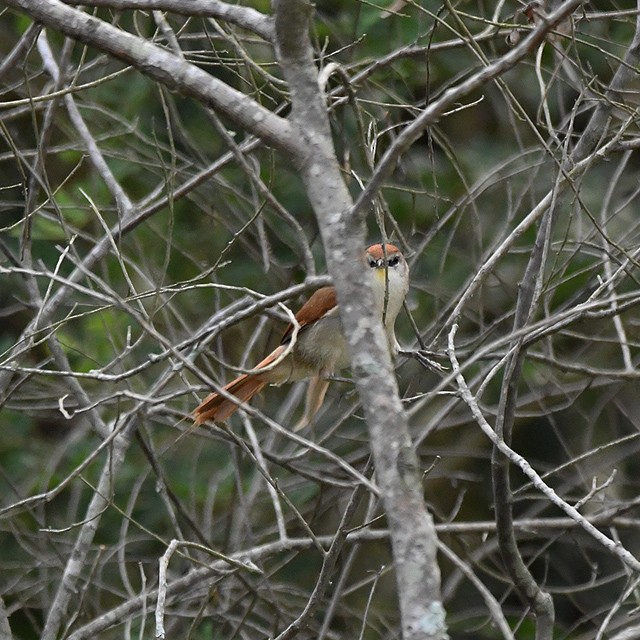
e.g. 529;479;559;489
194;373;266;424
194;347;286;424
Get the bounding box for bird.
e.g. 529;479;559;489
193;243;409;429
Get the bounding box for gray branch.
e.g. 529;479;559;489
2;0;294;154
272;1;446;638
351;0;588;221
488;6;640;637
63;0;275;42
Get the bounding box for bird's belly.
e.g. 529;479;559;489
294;313;350;374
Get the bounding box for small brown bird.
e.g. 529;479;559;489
194;243;409;429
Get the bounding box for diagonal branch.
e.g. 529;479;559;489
490;201;556;639
448;324;640;575
274;461;373;640
2;0;295;154
571;0;640;163
485;9;640;636
63;0;275;41
351;0;587;221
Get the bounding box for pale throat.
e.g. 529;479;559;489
371;266;404;326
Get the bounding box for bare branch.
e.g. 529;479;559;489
2;0;295;153
351;0;588;221
64;0;275;41
272;2;446;639
448;324;640;574
3;2;640;638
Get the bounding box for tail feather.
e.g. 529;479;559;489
294;376;330;431
194;374;266;424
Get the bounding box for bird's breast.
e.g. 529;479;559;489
294;309;350;373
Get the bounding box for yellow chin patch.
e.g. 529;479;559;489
374;268;388;281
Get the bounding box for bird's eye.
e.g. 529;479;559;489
368;258;377;268
388;255;400;267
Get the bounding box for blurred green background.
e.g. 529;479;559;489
2;0;640;638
